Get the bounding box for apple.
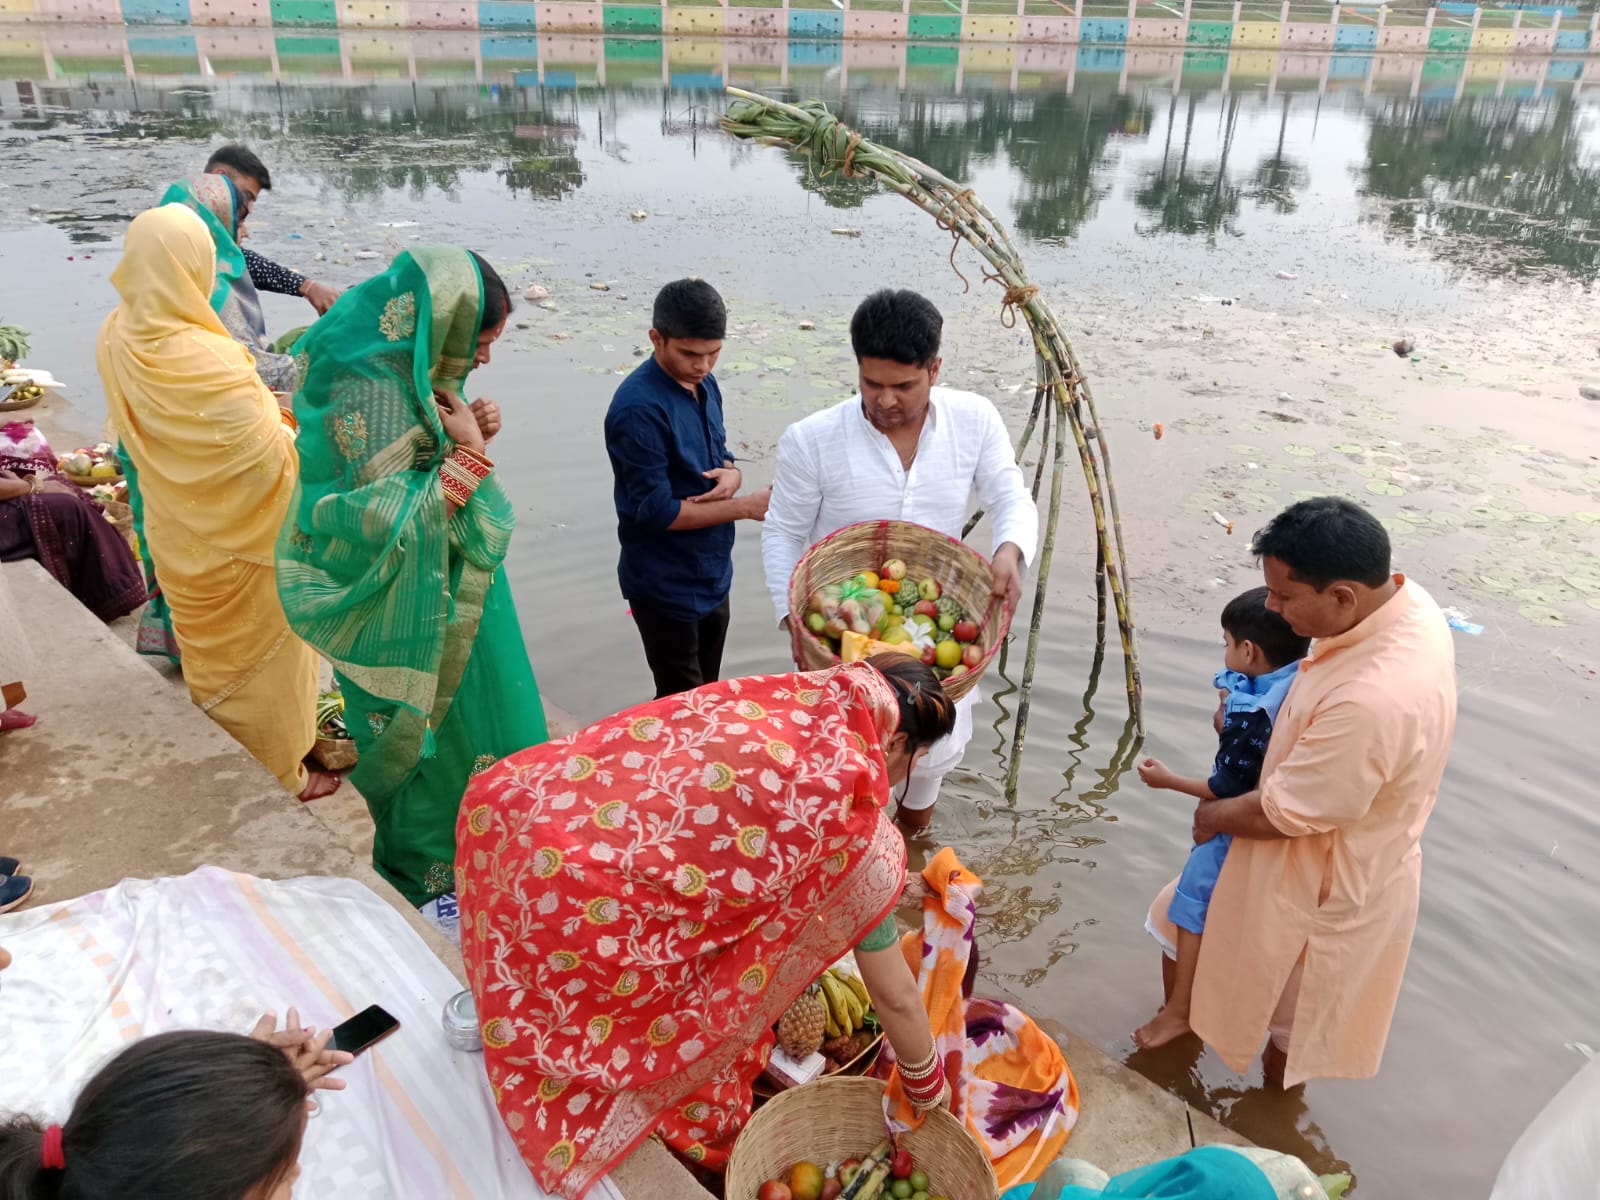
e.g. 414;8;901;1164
880;559;907;582
820;1182;843;1200
948;664;970;678
839;1160;862;1186
880;625;913;646
758;1183;792;1200
951;619;979;644
962;643;984;669
913;599;940;620
891;1146;916;1178
856;571;881;591
806;612;827;635
937;613;956;632
934;640;962;669
917;578;941;602
920;644;937;666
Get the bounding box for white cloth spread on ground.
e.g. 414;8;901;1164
0;867;621;1200
762;387;1039;784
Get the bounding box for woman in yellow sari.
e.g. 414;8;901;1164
97;204;330;799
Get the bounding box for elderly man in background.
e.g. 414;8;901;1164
204;144;340;315
1147;497;1458;1089
762;289;1038;829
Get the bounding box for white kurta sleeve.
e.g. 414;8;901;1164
974;402;1040;566
761;422;823;626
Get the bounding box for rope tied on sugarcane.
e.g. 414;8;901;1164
720;88;1144;778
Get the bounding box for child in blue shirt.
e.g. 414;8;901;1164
1133;586;1310;1050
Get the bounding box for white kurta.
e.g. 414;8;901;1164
761;387;1039;783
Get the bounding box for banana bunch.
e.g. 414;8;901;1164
818;967;872;1038
2;367;63;404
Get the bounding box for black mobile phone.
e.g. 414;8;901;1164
329;1005;401;1056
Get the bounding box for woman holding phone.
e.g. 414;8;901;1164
277;246;547;909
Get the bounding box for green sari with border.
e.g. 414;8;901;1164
276;246;547;906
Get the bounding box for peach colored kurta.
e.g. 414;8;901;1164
1151;576;1457;1086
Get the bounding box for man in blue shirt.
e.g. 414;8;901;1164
605;280;769;698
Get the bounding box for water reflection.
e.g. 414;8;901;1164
8;72;1600;282
1360;94;1600;282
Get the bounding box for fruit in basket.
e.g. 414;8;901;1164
912;599;938;620
757;1182;792;1200
891;1147;915;1179
936;613;955;632
880;558;906;581
787;1161;825;1200
934;640;961;670
839;1158;862;1186
63;452;92;475
820;1182;843;1200
806;612;828;635
952;619;979;644
855;570;880;591
962;643;984;669
90;461;118;478
908;1171;930;1194
916;578;941;601
776;987;827;1060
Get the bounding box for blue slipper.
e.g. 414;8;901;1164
0;874;33;914
0;857;17;877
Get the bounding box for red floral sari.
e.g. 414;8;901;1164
457;664;910;1200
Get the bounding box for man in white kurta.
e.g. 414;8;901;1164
762;289;1038;826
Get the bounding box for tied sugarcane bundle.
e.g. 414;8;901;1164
720;91;1144;784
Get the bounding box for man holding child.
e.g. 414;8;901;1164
1143;497;1457;1088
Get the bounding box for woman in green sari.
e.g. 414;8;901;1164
128;174;300;664
276;247;547;907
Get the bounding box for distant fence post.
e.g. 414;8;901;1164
1423;4;1434;30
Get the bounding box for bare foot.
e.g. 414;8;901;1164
297;770;342;802
1133;1005;1194;1049
0;709;37;732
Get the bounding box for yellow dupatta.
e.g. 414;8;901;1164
97;204;317;792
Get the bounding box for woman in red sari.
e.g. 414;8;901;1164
458;655;957;1199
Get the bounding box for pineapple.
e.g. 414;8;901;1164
776;986;826;1060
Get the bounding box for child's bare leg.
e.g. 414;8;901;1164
1134;928;1201;1048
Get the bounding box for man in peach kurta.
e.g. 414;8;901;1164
1148;497;1457;1087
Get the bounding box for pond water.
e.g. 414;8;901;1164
2;53;1598;1197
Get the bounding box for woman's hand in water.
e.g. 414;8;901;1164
435;389;486;456
250;1009;355;1092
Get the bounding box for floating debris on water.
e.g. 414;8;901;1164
1393;336;1416;357
590;282;610;292
1212;511;1234;535
830;228;862;237
524;284;550;303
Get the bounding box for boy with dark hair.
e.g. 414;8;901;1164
1133;586;1309;1049
605;279;768;698
202;143;340;315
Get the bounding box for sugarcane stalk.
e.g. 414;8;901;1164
721;90;1144;756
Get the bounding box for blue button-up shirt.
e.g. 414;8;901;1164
604;356;735;622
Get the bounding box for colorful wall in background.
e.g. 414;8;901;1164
3;25;1598;93
1;0;1598;57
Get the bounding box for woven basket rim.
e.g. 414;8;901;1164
784;519;1014;703
726;1073;999;1200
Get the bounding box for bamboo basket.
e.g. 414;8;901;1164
786;519;1011;703
64;470;124;488
312;735;359;771
99;500;134;547
726;1075;998;1200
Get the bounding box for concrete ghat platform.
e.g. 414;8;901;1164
0;560;703;1200
3;559;1244;1193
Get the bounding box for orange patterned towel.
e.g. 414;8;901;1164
880;848;1079;1191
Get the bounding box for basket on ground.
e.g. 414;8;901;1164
726;1075;998;1200
786;519;1012;703
312;736;359;772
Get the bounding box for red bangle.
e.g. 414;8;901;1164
901;1060;946;1104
